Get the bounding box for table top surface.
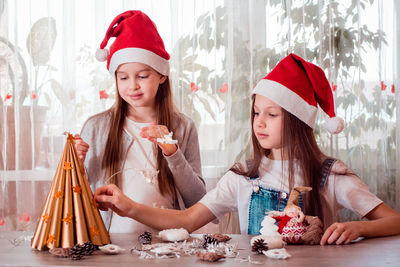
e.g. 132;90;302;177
0;232;399;267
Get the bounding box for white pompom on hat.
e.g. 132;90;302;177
96;10;170;75
324;116;344;134
95;48;109;62
251;53;344;134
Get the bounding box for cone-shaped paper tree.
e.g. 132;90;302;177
31;133;110;250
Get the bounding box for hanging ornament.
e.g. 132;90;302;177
19;213;30;223
219;83;228;93
190;82;198;92
99;90;109;99
4;93;12;102
0;217;5;226
331;82;337;92
156;131;178;145
391;84;395;93
141;169;159;184
381;81;387;91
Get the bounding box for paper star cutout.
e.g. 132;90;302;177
41;214;50;223
90;226;99;236
47;234;56;244
54;191;64;199
62;214;73;225
63;162;72;171
72;185;81;194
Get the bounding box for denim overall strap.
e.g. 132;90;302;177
320;158;336;188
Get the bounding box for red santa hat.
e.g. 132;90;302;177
251;53;344;134
96;10;170;75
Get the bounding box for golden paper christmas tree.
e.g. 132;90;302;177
31;133;110;250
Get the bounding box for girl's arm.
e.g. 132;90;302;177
141;119;206;208
320;203;400;245
94;184;215;232
162;121;206;207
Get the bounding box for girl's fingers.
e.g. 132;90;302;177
327;228;344;244
335;231;348;245
344;233;358;244
76;143;89;150
74;136;89;152
97;202;114;211
320;228;333;245
95;194;114;204
321;223;339;245
140;125;169;140
95;185;117;197
344;237;353;245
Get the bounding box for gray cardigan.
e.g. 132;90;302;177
80;109;206;228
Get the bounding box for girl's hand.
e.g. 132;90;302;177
73;134;89;165
94;184;135;218
320;221;360;245
267;210;284;217
140;122;177;156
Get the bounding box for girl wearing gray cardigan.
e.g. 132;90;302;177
74;10;206;233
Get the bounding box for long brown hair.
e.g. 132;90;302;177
230;96;327;221
102;76;179;204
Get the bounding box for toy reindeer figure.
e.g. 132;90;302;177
268;186;321;244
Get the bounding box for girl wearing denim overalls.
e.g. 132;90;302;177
94;54;400;245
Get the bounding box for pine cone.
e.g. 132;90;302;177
138;231;152;245
49;248;71;258
202;234;218;249
70;244;85;260
251;238;268;254
82;241;97;255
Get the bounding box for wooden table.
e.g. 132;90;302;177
0;232;399;266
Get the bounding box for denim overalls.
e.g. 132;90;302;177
247;158;336;235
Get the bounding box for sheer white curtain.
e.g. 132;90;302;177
0;0;399;232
